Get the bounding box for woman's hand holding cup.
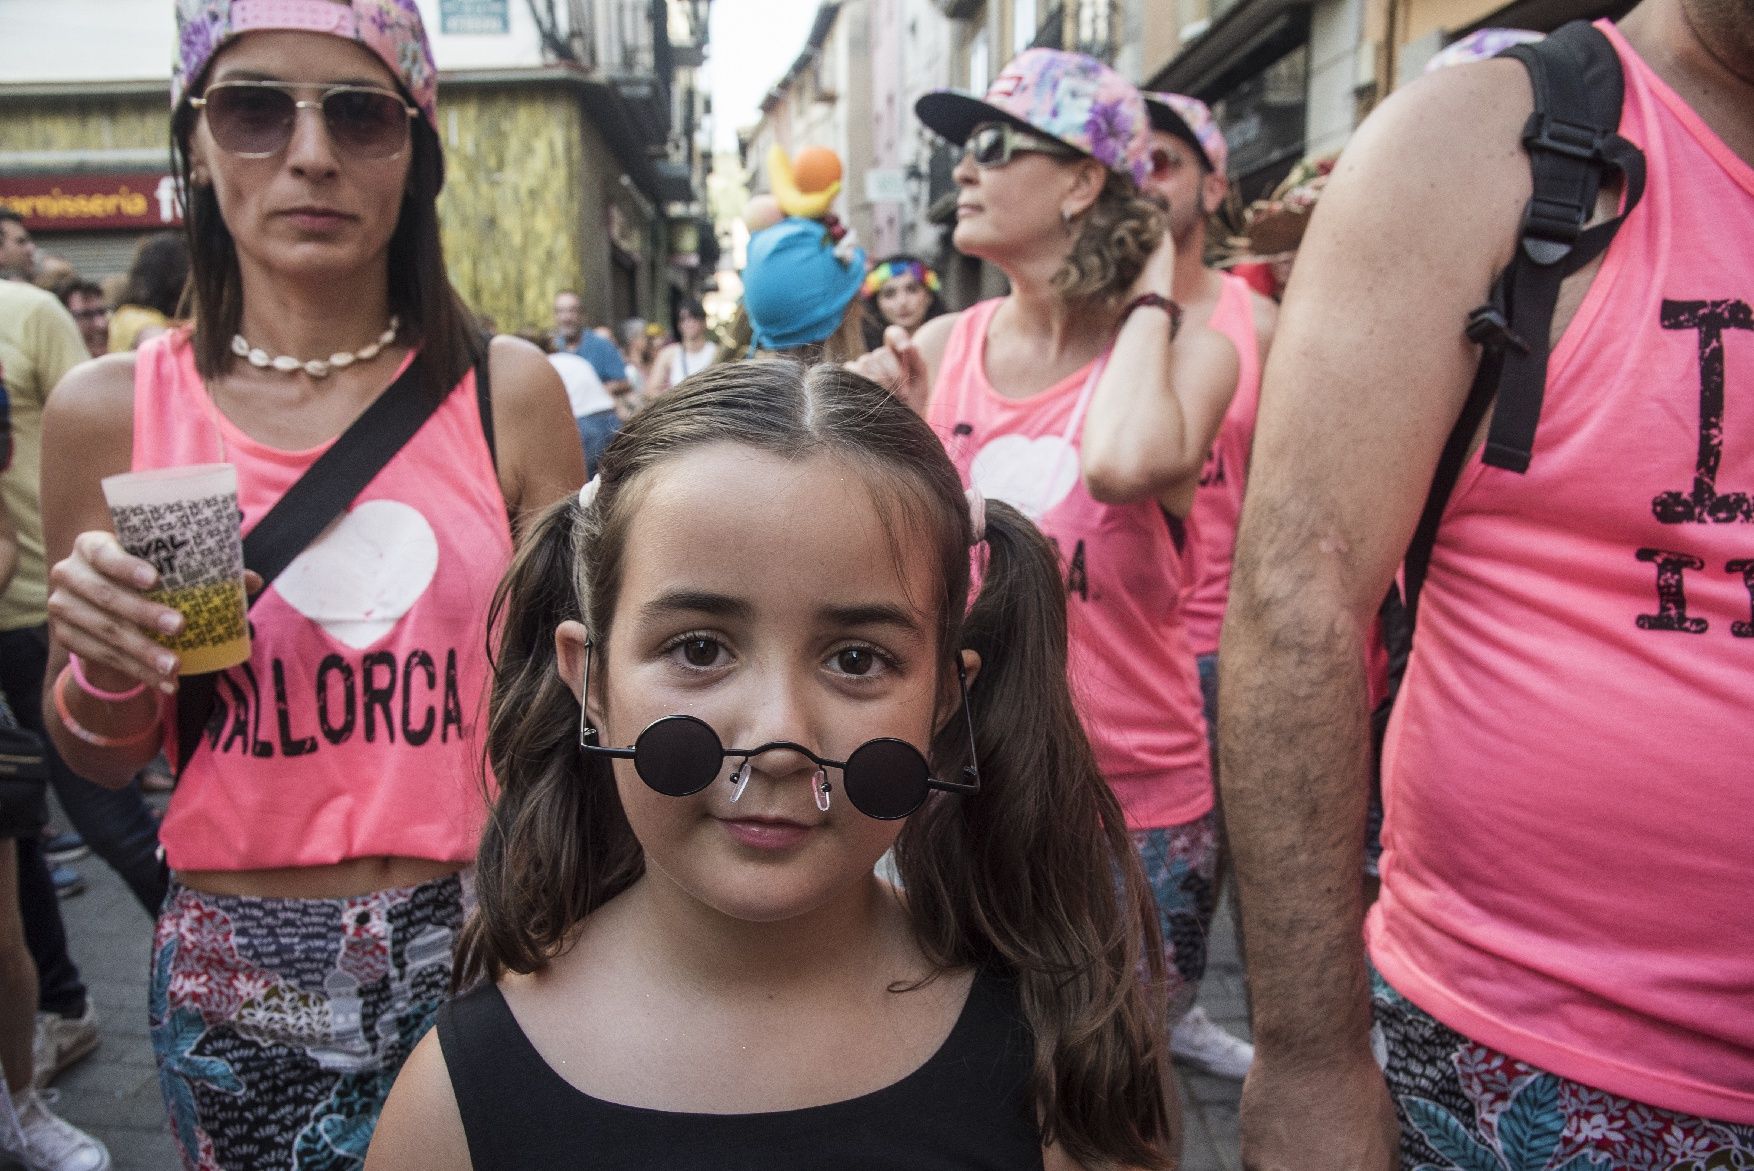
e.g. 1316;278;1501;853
48;529;186;694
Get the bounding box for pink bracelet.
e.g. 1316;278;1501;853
68;653;148;703
52;664;162;749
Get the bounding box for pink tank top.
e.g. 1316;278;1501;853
133;331;511;871
1182;274;1263;656
1367;22;1754;1122
928;299;1211;831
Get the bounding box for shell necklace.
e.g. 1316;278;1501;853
231;317;399;379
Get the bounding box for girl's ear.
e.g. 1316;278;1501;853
554;620;604;730
936;648;983;731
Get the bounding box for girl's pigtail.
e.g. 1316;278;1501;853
896;499;1176;1167
455;493;641;989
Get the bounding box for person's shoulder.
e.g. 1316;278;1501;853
1332;58;1534;232
363;1027;472;1171
46;352;136;419
0;279;74;333
912;310;961;363
489;333;562;392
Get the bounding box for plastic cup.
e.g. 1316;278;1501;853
101;463;250;675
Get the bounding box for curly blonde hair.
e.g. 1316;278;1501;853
1052;171;1165;304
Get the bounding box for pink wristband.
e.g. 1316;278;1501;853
68;653;148;703
53;665;162;749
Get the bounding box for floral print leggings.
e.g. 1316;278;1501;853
1373;971;1754;1171
149;874;464;1171
1132;812;1220;1024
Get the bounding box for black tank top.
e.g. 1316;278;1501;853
435;966;1044;1170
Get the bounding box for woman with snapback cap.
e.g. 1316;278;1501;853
35;1;583;1166
852;48;1244;1102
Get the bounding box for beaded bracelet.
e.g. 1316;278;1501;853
52;664;162;749
68;652;148;703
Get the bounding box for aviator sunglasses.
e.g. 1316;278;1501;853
576;642;981;820
190;80;419;160
964;122;1081;169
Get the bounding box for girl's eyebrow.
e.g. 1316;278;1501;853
640;590;751;620
819;602;924;635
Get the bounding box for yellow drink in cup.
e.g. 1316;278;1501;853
101;464;251;676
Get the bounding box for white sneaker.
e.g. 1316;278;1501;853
15;1090;110;1171
1170;1005;1255;1080
31;1010;99;1091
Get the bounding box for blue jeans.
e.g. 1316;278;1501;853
0;625;166;916
576;409;620;477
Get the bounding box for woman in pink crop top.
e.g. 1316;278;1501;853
852;49;1247;1085
33;3;584;1167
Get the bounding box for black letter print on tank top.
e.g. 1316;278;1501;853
1653;300;1754;524
1635;548;1708;634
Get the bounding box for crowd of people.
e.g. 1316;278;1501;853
0;0;1747;1168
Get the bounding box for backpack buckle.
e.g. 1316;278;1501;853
1466;304;1529;355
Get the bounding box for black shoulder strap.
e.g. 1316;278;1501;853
174;352;454;773
1403;20;1644;620
1472;22;1646;475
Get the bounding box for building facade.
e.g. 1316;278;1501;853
0;0;712;334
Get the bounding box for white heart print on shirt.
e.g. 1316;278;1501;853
969;434;1081;520
274;499;439;649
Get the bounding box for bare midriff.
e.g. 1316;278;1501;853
176;856;463;900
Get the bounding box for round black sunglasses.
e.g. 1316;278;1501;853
575;643;980;820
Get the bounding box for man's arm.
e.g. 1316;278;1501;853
1220;59;1533;1169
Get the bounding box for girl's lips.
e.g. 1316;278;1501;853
719;817;814;851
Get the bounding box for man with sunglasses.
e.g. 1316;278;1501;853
55;282;109;361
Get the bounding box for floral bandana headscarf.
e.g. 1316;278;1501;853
861;259;941;301
172;0;438;130
916;49;1151;189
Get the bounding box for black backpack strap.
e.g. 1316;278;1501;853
1467;21;1646;476
174;353;451;773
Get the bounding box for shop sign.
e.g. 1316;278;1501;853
440;0;509;34
0;173;181;232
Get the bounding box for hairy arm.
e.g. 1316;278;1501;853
1219;61;1531;1169
364;1030;472;1171
488;335;588;531
1081;235;1240;515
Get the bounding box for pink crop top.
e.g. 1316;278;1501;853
927;299;1212;831
1367;22;1754;1122
133;331;512;871
1183;274;1263;657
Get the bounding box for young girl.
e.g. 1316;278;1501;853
366;361;1176;1169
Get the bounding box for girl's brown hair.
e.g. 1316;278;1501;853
460;360;1173;1166
1054;170;1166;304
171;89;479;388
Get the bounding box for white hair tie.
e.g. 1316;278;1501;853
578;477;601;509
965;486;987;544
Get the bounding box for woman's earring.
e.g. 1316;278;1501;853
813;769;832;813
1061;208;1074;233
729;761;752;803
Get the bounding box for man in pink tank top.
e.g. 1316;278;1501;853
1139;92;1277;1082
1221;0;1754;1167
